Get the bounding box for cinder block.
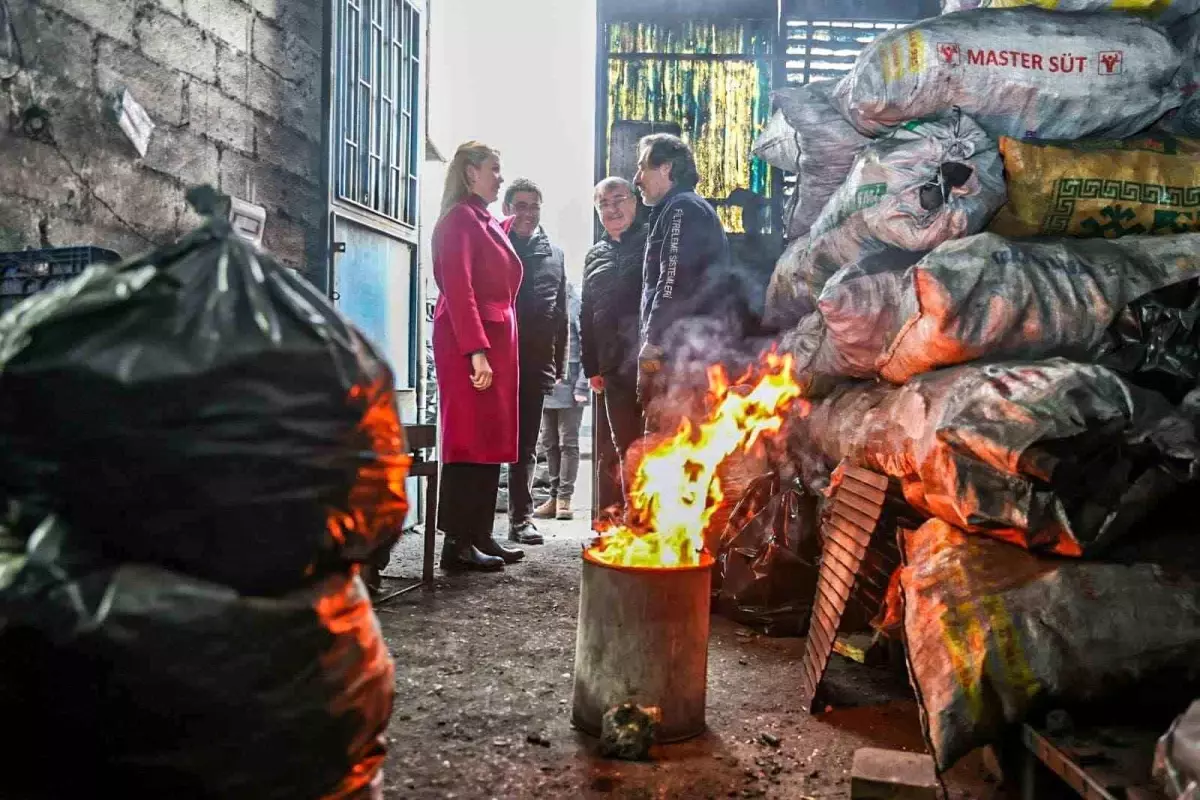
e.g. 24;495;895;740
97;40;190;128
216;41;251;98
183;0;251;53
141;126;221;190
254;113;319;182
251;17;319;84
247;0;279;20
135;7;217;83
87;159;189;243
195;85;255;154
12;3;96;88
261;213;309;267
851;748;939;800
278;0;323;52
217;150;323;230
36;0;137;46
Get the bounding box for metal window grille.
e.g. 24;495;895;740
334;0;421;226
780;20;899;206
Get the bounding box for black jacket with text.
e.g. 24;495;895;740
639;185;730;351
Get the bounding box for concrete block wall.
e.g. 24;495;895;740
0;0;326;281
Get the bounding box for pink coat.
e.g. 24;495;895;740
432;196;523;464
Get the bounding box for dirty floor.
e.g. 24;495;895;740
377;466;994;800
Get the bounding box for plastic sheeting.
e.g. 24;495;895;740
790;112;1006;313
1156;700;1200;800
0;515;394;799
772;80;870;239
898;519;1200;772
784;232;1200;388
793;359;1200;555
833;9;1183;140
1094;282;1200;402
751;109;801;173
714;473;821;636
763;235;811;331
0;193;411;595
990;136;1200;239
940;0;1200;25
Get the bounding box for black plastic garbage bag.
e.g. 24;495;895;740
715;473;821;636
792;359;1200;556
1094;281;1200;402
0;189;411;595
0;515;393;799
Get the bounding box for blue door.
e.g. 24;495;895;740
333;214;421;529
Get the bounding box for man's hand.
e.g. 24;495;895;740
574;394;588;405
589;376;605;394
637;344;665;404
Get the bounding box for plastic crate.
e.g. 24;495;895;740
0;246;122;312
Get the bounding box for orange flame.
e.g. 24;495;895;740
587;351;807;569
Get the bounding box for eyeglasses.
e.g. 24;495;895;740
511;202;541;214
596;195;633;212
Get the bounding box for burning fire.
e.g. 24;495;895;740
587;351;806;569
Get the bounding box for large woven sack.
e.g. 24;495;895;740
990;135;1200;238
834;9;1183;140
794;359;1200;555
941;0;1200;25
784;232;1200;387
772;80;871;238
899;519;1200;772
793;112;1006;309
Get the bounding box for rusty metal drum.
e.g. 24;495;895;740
571;549;714;743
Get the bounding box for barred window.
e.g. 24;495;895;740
334;0;421;226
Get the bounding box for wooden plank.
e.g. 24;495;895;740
831;503;880;540
841;478;888;509
828;512;874;551
843;464;890;491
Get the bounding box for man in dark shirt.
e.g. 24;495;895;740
633;134;730;431
581;177;647;508
503;178;567;545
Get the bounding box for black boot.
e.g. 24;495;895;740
440;534;504;572
475;531;525;564
509;521;544;545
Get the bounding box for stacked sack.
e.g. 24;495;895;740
755;2;1200;774
0;187;408;799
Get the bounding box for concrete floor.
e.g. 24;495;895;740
374;460;993;800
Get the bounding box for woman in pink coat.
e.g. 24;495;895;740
432;141;526;572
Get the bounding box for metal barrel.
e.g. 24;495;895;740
571;550;713;743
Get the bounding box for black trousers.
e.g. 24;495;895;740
604;374;643;463
603;373;643;505
508;378;546;528
438;463;501;543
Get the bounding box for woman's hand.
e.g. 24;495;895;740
470;352;493;391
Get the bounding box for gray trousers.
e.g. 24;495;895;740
539;406;584;499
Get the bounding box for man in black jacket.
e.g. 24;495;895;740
634;134;730;430
503;178;568;545
581;177;646;498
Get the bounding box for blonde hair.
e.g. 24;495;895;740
439;141;501;220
